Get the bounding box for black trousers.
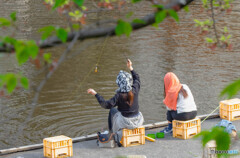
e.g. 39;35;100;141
167;110;197;122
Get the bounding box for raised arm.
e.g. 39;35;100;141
127;59;140;93
87;88;119;109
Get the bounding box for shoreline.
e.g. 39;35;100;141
0;113;219;155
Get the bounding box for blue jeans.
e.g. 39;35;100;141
108;108;119;132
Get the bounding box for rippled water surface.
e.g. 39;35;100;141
0;0;240;149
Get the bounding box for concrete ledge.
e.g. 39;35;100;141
0;113;219;155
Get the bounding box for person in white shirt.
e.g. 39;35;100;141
160;72;197;134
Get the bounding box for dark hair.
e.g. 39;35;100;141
163;85;188;98
122;91;134;107
179;86;188;98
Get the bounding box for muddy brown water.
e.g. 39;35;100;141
0;0;240;149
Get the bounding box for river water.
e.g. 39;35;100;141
0;0;240;149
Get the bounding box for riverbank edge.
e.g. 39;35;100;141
0;113;219;155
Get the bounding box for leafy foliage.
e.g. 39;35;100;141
155;10;167;24
73;0;84;7
220;79;240;99
115;20;132;37
56;28;68;43
183;6;189;12
43;53;52;64
20;77;29;90
195;126;231;158
69;10;84;21
39;26;68;42
39;26;56;40
0;73;29;94
168;9;179;22
53;0;68;10
205;37;215;43
0;18;11;27
132;19;146;24
131;0;141;3
15;40;39;65
10;12;17;22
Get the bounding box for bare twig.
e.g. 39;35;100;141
16;31;81;139
0;0;195;52
210;0;220;45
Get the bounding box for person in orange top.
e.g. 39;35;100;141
160;72;197;134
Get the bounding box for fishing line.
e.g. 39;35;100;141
68;35;109;103
201;104;220;124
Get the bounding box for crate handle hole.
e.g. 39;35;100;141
130;141;140;144
189;133;196;136
234;116;240;118
58;153;67;156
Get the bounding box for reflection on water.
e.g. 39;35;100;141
0;0;240;149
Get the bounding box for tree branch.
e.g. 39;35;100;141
0;0;195;52
210;0;219;45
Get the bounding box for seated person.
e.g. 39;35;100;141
160;72;197;133
87;59;144;144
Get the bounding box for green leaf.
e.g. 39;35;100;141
220;79;240;99
26;40;39;59
183;6;189;12
20;77;29;89
72;24;80;30
215;128;230;150
152;4;164;9
194;131;212;146
224;27;228;33
131;0;141;3
152;23;159;28
203;27;208;31
39;26;55;40
53;0;66;10
205;37;214;43
3;36;17;45
81;6;87;11
132;19;146;24
226;35;231;40
56;28;68;43
43;53;52;63
6;74;17;93
126;12;133;19
15;42;29;65
69;12;75;17
220;35;226;41
0;18;11;27
155;10;166;24
168;9;179;22
0;74;5;88
115;20;132;37
73;0;84;7
195;126;231;158
10;12;17;22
